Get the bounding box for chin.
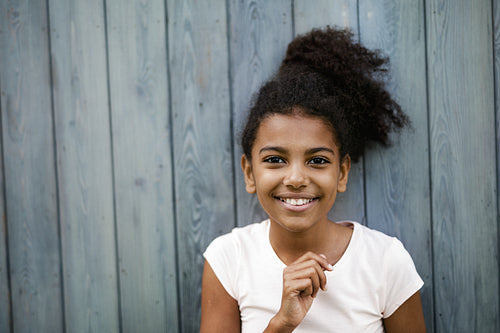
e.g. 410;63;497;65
270;216;320;233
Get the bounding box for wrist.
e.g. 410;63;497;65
263;315;296;333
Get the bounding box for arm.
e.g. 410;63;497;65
200;260;240;333
383;291;426;333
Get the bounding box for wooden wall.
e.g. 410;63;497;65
0;0;498;332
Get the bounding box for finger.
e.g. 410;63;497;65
284;278;315;298
295;266;321;297
284;265;322;297
285;259;328;292
293;252;333;272
301;282;314;298
299;253;332;291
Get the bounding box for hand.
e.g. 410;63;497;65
268;252;333;331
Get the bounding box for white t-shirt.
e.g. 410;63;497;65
204;220;423;333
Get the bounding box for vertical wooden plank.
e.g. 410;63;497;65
168;1;234;331
48;0;120;331
106;0;179;332
229;0;293;227
426;0;498;331
0;0;64;331
494;1;500;326
293;0;365;223
0;128;10;331
358;1;434;331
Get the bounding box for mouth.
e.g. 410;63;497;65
278;197;316;206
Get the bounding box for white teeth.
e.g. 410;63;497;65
281;198;314;206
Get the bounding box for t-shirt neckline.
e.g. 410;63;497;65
264;219;359;272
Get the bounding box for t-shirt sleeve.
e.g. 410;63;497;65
382;238;424;318
203;233;239;300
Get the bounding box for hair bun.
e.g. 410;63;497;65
280;27;387;81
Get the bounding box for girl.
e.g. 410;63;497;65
200;27;425;332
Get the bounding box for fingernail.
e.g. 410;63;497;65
324;285;328;291
328;264;334;270
319;254;327;259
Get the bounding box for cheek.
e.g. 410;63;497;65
316;172;339;191
253;171;282;193
255;173;276;189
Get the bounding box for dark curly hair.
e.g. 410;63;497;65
241;26;409;162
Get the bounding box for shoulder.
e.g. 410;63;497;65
357;224;411;260
343;222;416;269
337;222;423;317
204;220;269;257
351;222;394;241
203;220;271;300
344;221;399;252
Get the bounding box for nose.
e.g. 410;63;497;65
283;163;309;188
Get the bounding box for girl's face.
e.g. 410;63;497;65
241;113;351;233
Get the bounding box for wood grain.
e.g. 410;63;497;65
167;0;235;331
0;2;498;332
426;0;498;331
494;3;500;327
48;0;120;331
294;0;359;34
228;0;293;227
358;0;434;330
0;0;64;331
106;0;179;331
0;126;9;332
0;78;11;330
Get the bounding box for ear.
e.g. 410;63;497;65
241;154;256;194
337;154;351;193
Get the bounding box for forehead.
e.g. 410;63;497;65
253;114;338;152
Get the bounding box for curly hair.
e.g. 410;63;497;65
241;26;409;162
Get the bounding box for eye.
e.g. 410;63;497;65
309;157;330;165
263;156;285;164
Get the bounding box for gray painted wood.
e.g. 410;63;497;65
0;132;9;332
228;0;293;227
48;0;120;331
426;0;498;331
105;0;179;332
0;78;10;330
0;1;498;332
167;0;235;331
0;0;64;331
494;1;500;326
358;0;434;330
293;0;365;224
294;0;359;34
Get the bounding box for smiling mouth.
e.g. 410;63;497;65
278;197;317;206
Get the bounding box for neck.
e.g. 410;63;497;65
268;217;336;265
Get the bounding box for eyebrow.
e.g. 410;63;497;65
259;146;335;155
